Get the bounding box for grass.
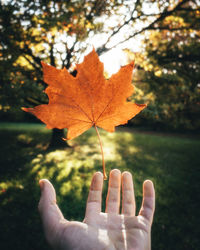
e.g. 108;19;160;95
0;123;199;250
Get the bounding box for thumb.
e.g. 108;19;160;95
38;179;57;210
38;179;64;233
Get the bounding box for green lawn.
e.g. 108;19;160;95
0;123;199;250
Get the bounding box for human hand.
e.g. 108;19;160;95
38;169;155;250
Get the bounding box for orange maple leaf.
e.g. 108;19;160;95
23;49;146;179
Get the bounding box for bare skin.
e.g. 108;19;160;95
38;169;155;250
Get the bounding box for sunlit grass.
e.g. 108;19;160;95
0;123;199;250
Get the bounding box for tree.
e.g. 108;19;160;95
0;0;197;147
132;0;200;130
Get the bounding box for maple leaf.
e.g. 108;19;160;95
23;49;146;179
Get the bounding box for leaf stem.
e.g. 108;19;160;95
94;124;107;180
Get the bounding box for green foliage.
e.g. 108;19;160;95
132;5;200;131
0;0;111;117
1;0;198;127
0;124;200;249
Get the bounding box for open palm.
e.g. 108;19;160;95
38;169;155;250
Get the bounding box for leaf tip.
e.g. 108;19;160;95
41;61;46;67
21;107;28;112
141;103;148;109
130;61;134;68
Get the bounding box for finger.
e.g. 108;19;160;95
38;179;64;230
122;171;135;216
85;172;103;216
139;180;155;224
106;169;121;214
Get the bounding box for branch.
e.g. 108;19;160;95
147;25;200;31
22;54;42;73
50;37;55;66
25;97;44;106
158;54;200;63
178;7;200;11
20;46;42;67
104;0;141;45
97;0;191;55
62;38;79;69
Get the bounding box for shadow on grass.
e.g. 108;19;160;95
0;128;104;250
0;127;199;250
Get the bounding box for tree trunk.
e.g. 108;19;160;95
48;128;70;149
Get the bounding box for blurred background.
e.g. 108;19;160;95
0;0;199;249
